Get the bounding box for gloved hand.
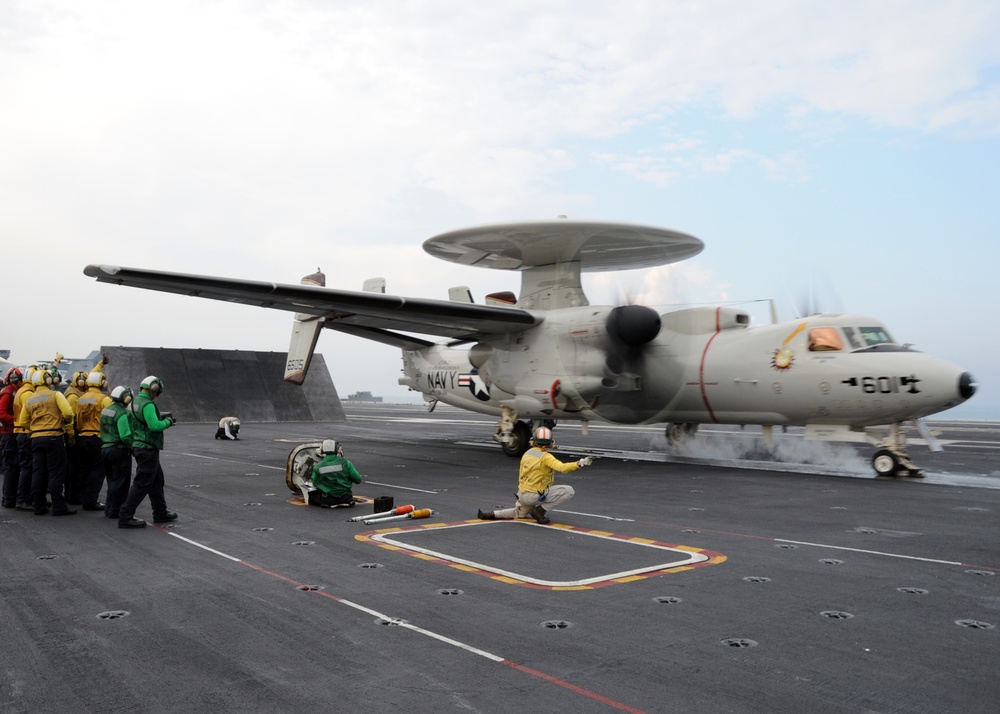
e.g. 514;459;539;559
577;456;594;467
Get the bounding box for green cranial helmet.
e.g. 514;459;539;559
140;375;164;393
111;385;134;405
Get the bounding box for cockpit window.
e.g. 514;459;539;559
858;326;894;347
808;327;844;352
842;327;865;350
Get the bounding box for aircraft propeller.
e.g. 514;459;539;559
604;304;661;384
788;268;843;318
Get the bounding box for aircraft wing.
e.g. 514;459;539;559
83;265;539;341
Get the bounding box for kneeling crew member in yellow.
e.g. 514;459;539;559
19;369;76;515
309;439;362;507
118;376;177;529
478;427;593;524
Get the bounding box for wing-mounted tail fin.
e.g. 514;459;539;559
284;268;327;385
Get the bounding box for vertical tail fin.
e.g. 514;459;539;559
284;269;326;385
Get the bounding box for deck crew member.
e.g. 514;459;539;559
64;370;90;504
12;369;36;510
309;439;363;507
19;369;75;515
0;368;24;508
215;416;241;440
118;376;177;529
101;386;134;519
478;427;593;524
75;371;112;510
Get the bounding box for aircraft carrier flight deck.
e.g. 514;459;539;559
2;403;998;713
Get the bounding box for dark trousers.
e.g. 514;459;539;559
64;438;83;504
16;433;33;503
31;436;69;513
119;448;168;520
102;446;132;518
77;436;105;506
308;490;354;507
1;433;18;506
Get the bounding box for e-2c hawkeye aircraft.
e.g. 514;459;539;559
84;219;976;477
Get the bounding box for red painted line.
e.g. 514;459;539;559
241;560;313;587
697;307;722;423
503;661;648;714
234;554;647;711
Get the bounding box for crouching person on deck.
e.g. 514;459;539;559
309;439;362;507
215;416;240;440
478;427;593;524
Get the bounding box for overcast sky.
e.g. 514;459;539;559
2;0;997;419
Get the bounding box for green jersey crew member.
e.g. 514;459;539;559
101;385;134;520
118;376;177;529
309;439;362;507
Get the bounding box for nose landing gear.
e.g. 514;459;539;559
872;424;925;478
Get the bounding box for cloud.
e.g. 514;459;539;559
2;0;998;408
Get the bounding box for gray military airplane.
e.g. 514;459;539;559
84;219;976;477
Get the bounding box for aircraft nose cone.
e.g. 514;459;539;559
959;372;977;400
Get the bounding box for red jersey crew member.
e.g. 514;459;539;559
118;376;177;529
0;368;24;508
19;369;76;515
478;427;594;524
12;368;37;510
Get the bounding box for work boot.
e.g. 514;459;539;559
119;517;147;529
153;511;178;523
82;502;105;511
52;508;77;516
477;509;495;520
529;505;550;524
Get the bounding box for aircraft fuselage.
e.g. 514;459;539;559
401;307;974;430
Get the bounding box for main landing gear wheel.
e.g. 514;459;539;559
502;421;532;457
872;449;901;477
666;423;698;447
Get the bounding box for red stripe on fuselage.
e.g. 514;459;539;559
698;307;722;423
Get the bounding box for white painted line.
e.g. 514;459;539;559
168;451;284;470
774;539;963;566
365;480;439;494
396;621;506;662
557;509;635;522
166;532;243;562
371;521;708;587
163;534;507;664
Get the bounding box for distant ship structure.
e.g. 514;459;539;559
344;391;383;403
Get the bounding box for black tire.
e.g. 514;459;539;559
872;449;900;477
666;423;697;447
502;421;532;457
